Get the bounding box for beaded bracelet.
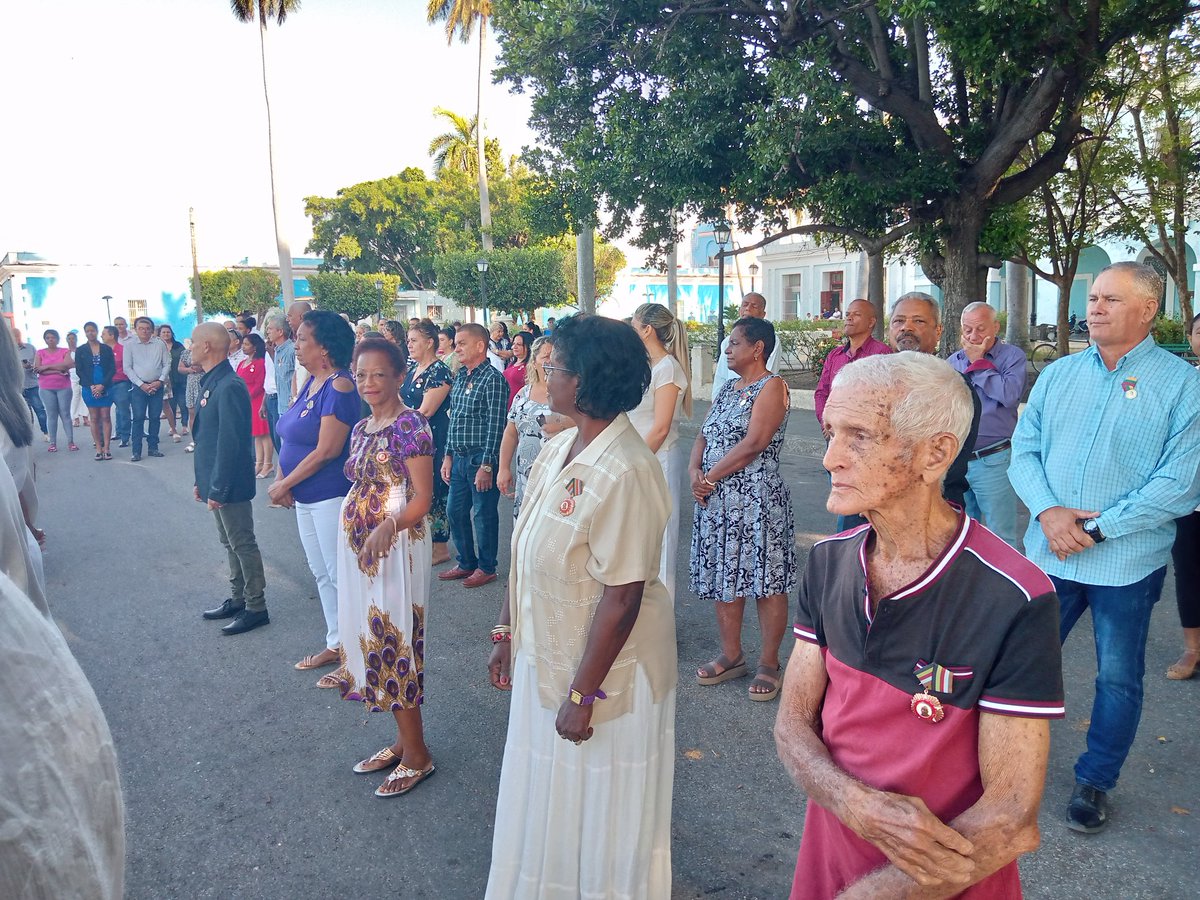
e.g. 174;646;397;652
491;632;512;644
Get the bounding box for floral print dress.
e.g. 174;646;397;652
689;374;798;602
506;385;551;519
335;410;434;711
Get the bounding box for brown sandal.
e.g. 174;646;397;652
294;650;339;670
353;746;401;774
748;665;782;702
315;670;344;689
696;653;747;685
1166;648;1200;681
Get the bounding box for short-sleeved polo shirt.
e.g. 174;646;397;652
790;513;1064;899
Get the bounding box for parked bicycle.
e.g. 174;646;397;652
1030;341;1058;372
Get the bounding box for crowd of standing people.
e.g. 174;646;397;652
4;260;1199;898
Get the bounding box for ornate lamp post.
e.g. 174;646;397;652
477;257;490;323
102;295;113;323
748;262;759;293
714;220;732;351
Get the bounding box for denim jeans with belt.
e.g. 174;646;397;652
1054;566;1167;793
448;450;500;575
964;446;1019;546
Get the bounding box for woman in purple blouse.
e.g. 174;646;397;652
269;311;361;684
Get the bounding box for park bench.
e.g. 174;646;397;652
1157;342;1198;363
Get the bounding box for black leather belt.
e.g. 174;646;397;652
969;439;1011;461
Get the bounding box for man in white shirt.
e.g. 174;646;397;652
123;317;170;461
113;317;136;346
711;292;780;399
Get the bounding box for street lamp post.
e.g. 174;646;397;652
749;262;759;293
714;221;732;352
102;295;112;323
374;280;383;323
476;258;489;323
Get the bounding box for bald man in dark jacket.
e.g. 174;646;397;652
191;323;269;635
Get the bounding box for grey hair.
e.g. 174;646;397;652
0;317;34;448
892;292;941;326
832;351;972;457
960;301;996;322
264;313;291;339
1099;261;1164;304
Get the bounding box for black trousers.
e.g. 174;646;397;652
1171;511;1200;629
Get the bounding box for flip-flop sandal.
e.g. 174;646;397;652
104;452;113;460
68;443;79;451
696;654;748;685
353;746;401;774
748;665;783;702
294;652;339;670
94;452;103;461
375;762;436;798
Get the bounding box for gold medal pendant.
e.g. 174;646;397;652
910;691;944;723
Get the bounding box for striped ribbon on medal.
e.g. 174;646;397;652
914;660;955;695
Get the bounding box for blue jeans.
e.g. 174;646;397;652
128;386;163;454
111;381;132;441
23;387;47;434
965;447;1019;546
1054;567;1166;793
266;394;280;452
447;451;500;575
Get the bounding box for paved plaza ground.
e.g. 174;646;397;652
37;404;1197;899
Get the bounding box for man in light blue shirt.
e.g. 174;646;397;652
263;314;294;453
1010;261;1200;834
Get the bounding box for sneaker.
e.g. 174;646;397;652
147;449;164;458
130;453;142;462
1066;783;1108;833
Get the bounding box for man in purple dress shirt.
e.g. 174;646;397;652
814;299;893;434
948;302;1028;546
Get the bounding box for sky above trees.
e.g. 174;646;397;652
1;0;538;268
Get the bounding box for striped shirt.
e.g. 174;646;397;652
1009;335;1200;586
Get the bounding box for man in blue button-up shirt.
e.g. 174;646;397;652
1010;261;1200;835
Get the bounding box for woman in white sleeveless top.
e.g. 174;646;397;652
628;302;692;602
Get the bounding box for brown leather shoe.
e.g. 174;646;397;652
462;569;498;589
437;566;473;581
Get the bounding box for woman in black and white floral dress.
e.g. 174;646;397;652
689;317;797;702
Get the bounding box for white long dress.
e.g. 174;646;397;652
486;420;676;900
627;354;688;602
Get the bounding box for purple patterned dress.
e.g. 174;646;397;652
335;409;434;712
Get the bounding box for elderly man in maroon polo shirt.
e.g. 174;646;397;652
813;298;892;432
775;351;1063;899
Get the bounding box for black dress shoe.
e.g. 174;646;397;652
118;440;129;448
201;598;245;620
221;608;270;635
1067;783;1109;833
147;449;164;457
130;453;142;462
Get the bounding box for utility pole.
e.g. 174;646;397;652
576;226;596;314
190;207;203;324
666;212;680;317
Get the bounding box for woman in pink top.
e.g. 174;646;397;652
502;332;531;411
33;330;76;451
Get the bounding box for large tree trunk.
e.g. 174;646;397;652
1055;266;1078;356
938;202;988;354
1004;261;1030;350
476;19;494;251
258;16;294;307
866;249;886;340
576;227;596;314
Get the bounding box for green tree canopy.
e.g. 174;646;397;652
491;0;1195;349
197;268;281;318
434;248;569;317
307;272;403;322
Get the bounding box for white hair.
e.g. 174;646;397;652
832;351;973;453
961;301;996;321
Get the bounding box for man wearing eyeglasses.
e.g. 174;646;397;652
439;323;509;589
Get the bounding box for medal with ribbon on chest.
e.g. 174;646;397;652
1121;376;1138;400
559;477;584;516
910;659;956;723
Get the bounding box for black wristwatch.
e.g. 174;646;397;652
1080;518;1106;544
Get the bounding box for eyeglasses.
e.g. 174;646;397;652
541;364;576;379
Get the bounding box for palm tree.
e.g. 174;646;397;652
230;0;299;305
427;0;494;251
428;107;478;175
